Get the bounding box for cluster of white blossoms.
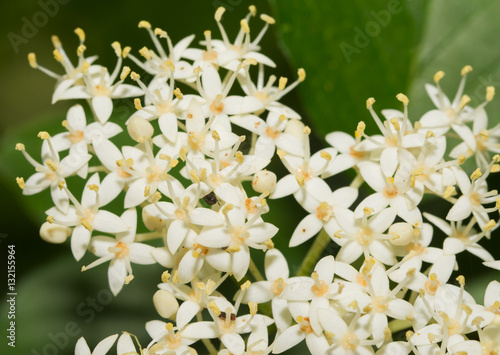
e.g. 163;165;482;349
17;5;500;355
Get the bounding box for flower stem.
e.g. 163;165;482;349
388;319;412;333
248;257;265;281
135;231;164;242
295;228;331;276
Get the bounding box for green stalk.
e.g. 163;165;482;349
295;228;331;276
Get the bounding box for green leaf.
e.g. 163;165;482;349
270;0;500;137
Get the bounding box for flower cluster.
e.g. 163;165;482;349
18;5;500;355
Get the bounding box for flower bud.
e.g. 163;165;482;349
284;119;305;142
40;222;72;244
153;289;179;319
127;116;154;142
388;222;414;246
252;170;277;194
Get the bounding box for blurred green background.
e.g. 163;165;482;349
1;0;499;354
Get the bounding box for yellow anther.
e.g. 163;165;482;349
461;65;473;76
38;131;50;140
170;159;179;168
28;53;37;68
46;159;57;172
434;71;445;83
189;170;200;183
384;327;392;340
456;275;465;286
81;61;90;75
122;46;131;58
212;130;221;141
165;323;174;331
472;316;484;326
334;230;342;239
386;177;394;185
278;77;288;91
461;304;472;315
279;114;287;122
239;135;246;142
215;7;225;22
470;168;482;181
241;280;251;290
458;155;466;165
443;185;456;199
248;301;258;315
76;45;86;56
295;174;305;187
264;239;274;250
164;60;175;71
406;268;416;277
173;88;183;100
363;207;374;216
15;143;25;151
16;177;25;190
486;86;495;102
209;301;221;316
152;191;162;204
428;332;437;343
425;130;436;138
303;126;311;135
492;164;500;173
240;19;250;33
58;181;65;190
320;151;332;161
179;146;187;161
235;151;244;165
53;49;64;63
296;316;304;323
349;300;358;310
276;149;286;159
144;185;151;197
159;154;171;161
222;204;233;215
261;14;275;24
139;47;151;60
87;184;99;192
130;72;140;81
405;330;415;341
138;20;151;29
120;66;131;81
396;93;409;105
134;98;142;111
298;68;306;82
366;97;375;109
390;118;400;131
74;27;85;42
45;215;54;224
492;154;500;163
483;220;496;232
248;5;257;16
154;28;167;37
81;219;93;231
161;270;171;283
193;66;203;75
356;121;366;137
111;41;122;56
459;95;471;109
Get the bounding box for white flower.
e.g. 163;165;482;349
16;133;91;213
82;208;156;295
45;173;128;260
56;43;143;123
74;334;117;355
145;321;197;355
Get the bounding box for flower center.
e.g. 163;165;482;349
356;227;373;245
210;98;224;115
470;191;481;206
383;184;398;199
341;333;358;350
271;278;287;296
350;146;365;159
372;295;388;313
69;130;84;143
93;84;110;96
311;279;329;297
188;132;206;151
146;166;162;182
266;126;281;139
298;316;313;334
112;242;129;258
316;202;333;222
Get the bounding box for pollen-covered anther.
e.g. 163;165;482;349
241;280;251;290
366;97;375;109
74;27;85;41
209;300;221;316
248;301;258;315
28;53;37;68
76;45;86;56
122;46;131;58
264;239;274;250
261;14;275;24
211;130;221;141
434;70;445;83
483;219;496;232
189;170;200;183
297;68;306;82
53;49;64;63
161;271;171;283
461;65;473;75
16;177;25;190
222;204;234;215
248;5;257;16
458;155;466;165
321;151;332;161
81;61;90;74
363;207;374;216
151;192;162;204
111;41;122;57
472;316;484;326
334;230;342;239
470;168;482;181
120;66;131;80
355;121;366;137
215;6;225;21
139;47;151;60
130;72;140;81
278;76;288;91
138;20;151;29
276;149;286;160
38;131;50;140
426;130;436;138
240;19;250;33
87;184;99;192
443;185;456;199
154;28;167;37
459;95;471;109
124;275;134;284
486;86;495;102
46;215;54;224
58;181;65;190
173;88;183;100
456;275;465;286
235;151;244;165
46;159;58;172
390;118;400;131
396;93;409;105
493;154;500;163
144;185;151;197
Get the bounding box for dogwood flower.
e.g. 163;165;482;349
74;334;117;355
